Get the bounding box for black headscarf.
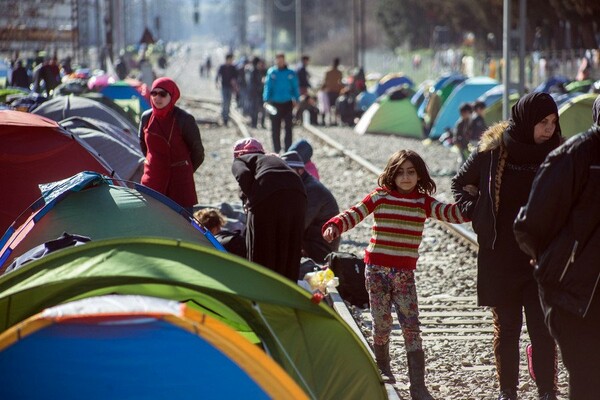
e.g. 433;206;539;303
593;94;600;126
506;92;561;144
503;92;561;164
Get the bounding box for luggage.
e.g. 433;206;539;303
325;251;369;308
299;257;323;280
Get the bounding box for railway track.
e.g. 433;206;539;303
178;87;569;398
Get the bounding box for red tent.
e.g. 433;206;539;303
0;110;118;234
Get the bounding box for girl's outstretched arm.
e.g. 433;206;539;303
427;196;470;224
321;190;378;237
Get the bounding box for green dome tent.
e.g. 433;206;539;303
354;87;423;138
0;238;387;400
558;93;598;138
0;172;217;272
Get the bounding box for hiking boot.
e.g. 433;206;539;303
498;387;518;400
373;342;396;384
538;393;557;400
407;350;434;400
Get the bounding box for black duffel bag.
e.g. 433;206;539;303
325;251;369;308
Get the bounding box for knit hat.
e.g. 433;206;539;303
281;151;305;169
233;138;265;158
288;139;313;162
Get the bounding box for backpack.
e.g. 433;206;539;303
325;252;369;308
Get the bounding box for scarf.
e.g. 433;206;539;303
505;92;561;145
142;77;182;193
593;94;600;127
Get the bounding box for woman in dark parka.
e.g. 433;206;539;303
452;93;561;400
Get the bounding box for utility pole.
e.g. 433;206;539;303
502;0;511;120
238;0;247;51
265;0;272;60
352;0;358;68
295;0;301;62
360;0;366;68
518;0;526;96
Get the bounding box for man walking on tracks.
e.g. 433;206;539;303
215;54;238;127
263;53;299;153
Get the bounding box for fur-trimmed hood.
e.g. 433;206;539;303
478;121;509;152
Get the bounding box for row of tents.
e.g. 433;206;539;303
355;72;599;140
0;76;391;398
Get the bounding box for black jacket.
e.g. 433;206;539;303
301;171;339;263
231;153;306;210
452;122;508;249
514;127;600;317
139;107;205;171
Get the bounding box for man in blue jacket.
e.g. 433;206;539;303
263;53;300;153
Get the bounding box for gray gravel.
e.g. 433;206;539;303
170;44;569;400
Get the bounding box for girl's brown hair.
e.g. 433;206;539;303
377;150;436;195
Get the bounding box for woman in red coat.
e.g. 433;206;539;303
139;77;204;209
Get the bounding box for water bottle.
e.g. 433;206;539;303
264;102;277;116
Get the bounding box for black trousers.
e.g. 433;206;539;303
245;190;306;281
492;279;557;395
270;101;294;153
548;292;600;400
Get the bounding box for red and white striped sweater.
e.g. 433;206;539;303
324;188;468;269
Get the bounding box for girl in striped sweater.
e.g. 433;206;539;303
323;149;468;399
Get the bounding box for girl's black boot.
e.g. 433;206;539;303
373;342;396;384
407;350;434;400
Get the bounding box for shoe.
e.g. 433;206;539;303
498;388;517;400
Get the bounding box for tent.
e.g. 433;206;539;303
354;88;423;138
410;79;433;108
374;73;414;96
31;95;138;134
483;93;520;126
356;90;378;112
60;117;144;181
81;92;140;126
0;172;217;272
533;75;570;93
565;79;593;94
477;84;518;107
0;111;117;235
558;93;597;138
429;76;499;139
0;238;388;400
0;295;308;400
418;74;466;123
100;81;151;117
0;87;30;103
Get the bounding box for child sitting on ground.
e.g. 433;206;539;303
194;208;246;258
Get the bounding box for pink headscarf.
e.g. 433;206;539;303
233;138;265;158
151;77;180;118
